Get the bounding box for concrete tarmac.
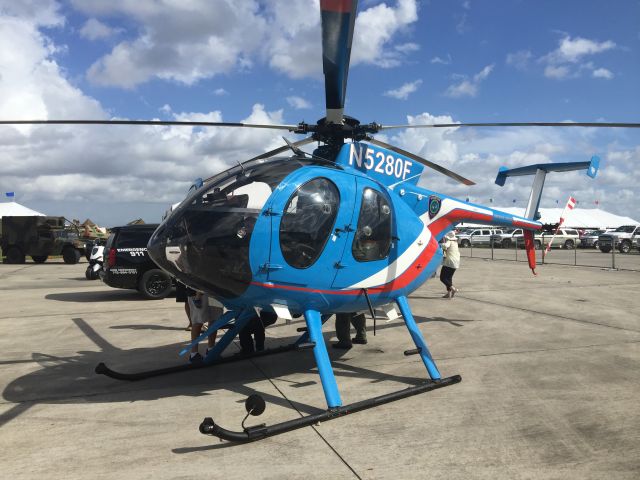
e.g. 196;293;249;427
0;258;638;479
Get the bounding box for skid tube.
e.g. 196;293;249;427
94;343;303;381
199;374;461;442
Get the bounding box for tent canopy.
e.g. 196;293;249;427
459;207;638;229
0;201;45;218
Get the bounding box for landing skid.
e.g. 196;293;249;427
200;374;461;442
94;343;302;382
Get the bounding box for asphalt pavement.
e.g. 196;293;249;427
0;258;638;479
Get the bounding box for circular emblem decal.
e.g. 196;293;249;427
428;196;441;219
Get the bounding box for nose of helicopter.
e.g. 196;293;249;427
147;206;256;300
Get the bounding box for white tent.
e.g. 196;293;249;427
0;201;45;218
461;207;638;229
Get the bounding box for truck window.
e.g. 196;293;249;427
117;230;154;248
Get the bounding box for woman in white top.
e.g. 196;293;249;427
440;230;461;298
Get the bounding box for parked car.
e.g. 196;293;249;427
100;224;173;299
598;225;640;253
541;228;581;250
457;228;504;247
491;228;521;248
578;229;607;249
502;229;544;249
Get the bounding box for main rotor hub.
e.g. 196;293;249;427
295;115;380;145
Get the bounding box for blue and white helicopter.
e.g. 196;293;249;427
2;0;637;442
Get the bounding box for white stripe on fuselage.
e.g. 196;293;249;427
419;198;493;226
346;223;431;289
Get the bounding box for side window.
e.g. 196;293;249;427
279;177;340;269
117;230;152;248
352;188;392;262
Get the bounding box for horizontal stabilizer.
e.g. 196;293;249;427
495;156;600;186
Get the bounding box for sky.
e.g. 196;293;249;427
0;0;638;226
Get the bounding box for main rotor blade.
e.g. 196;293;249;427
379;121;640;130
320;0;358;125
0;119;299;130
367;137;476;186
246;137;315;162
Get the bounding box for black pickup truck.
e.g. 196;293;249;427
100;224;173;299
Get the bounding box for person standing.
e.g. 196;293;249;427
440;230;460;298
332;312;367;349
188;291;223;363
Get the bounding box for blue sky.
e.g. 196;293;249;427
0;0;638;226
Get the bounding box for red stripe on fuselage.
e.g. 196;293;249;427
251;235;439;296
321;0;354;13
429;209;493;237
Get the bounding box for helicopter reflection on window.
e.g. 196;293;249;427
279;177;340;269
352;188;392;262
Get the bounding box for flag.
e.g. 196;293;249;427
545;196;576;254
5;192;15;198
465;197;469;202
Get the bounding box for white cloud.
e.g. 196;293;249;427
73;0;421;88
431;54;452;65
545;36;616;64
214;88;228;96
540;35;616;80
286;96;311;109
0;0;63;27
384;80;422;100
544;65;571;80
79;18;120;40
506;50;532;71
445;64;494;98
592;67;614;79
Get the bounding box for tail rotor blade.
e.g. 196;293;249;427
320;0;358;125
367;137;475;186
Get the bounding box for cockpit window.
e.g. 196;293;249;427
279;177;340;269
352;188;392;262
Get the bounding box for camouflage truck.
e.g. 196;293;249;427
1;216;85;264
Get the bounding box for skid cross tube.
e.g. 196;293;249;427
200;375;461;442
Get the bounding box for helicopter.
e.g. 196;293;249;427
1;0;638;443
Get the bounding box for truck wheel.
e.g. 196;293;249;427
460;239;471;248
534;240;542;250
564;240;575;250
138;269;172;299
31;255;48;263
593;240;599;249
501;239;511;248
63;247;81;264
618;241;631;254
5;246;25;264
599;246;611;253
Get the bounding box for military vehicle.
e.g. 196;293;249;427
1;216;86;264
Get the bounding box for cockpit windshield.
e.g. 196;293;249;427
148;156;340;299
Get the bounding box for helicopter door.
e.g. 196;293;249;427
267;175;356;287
332;180;394;289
